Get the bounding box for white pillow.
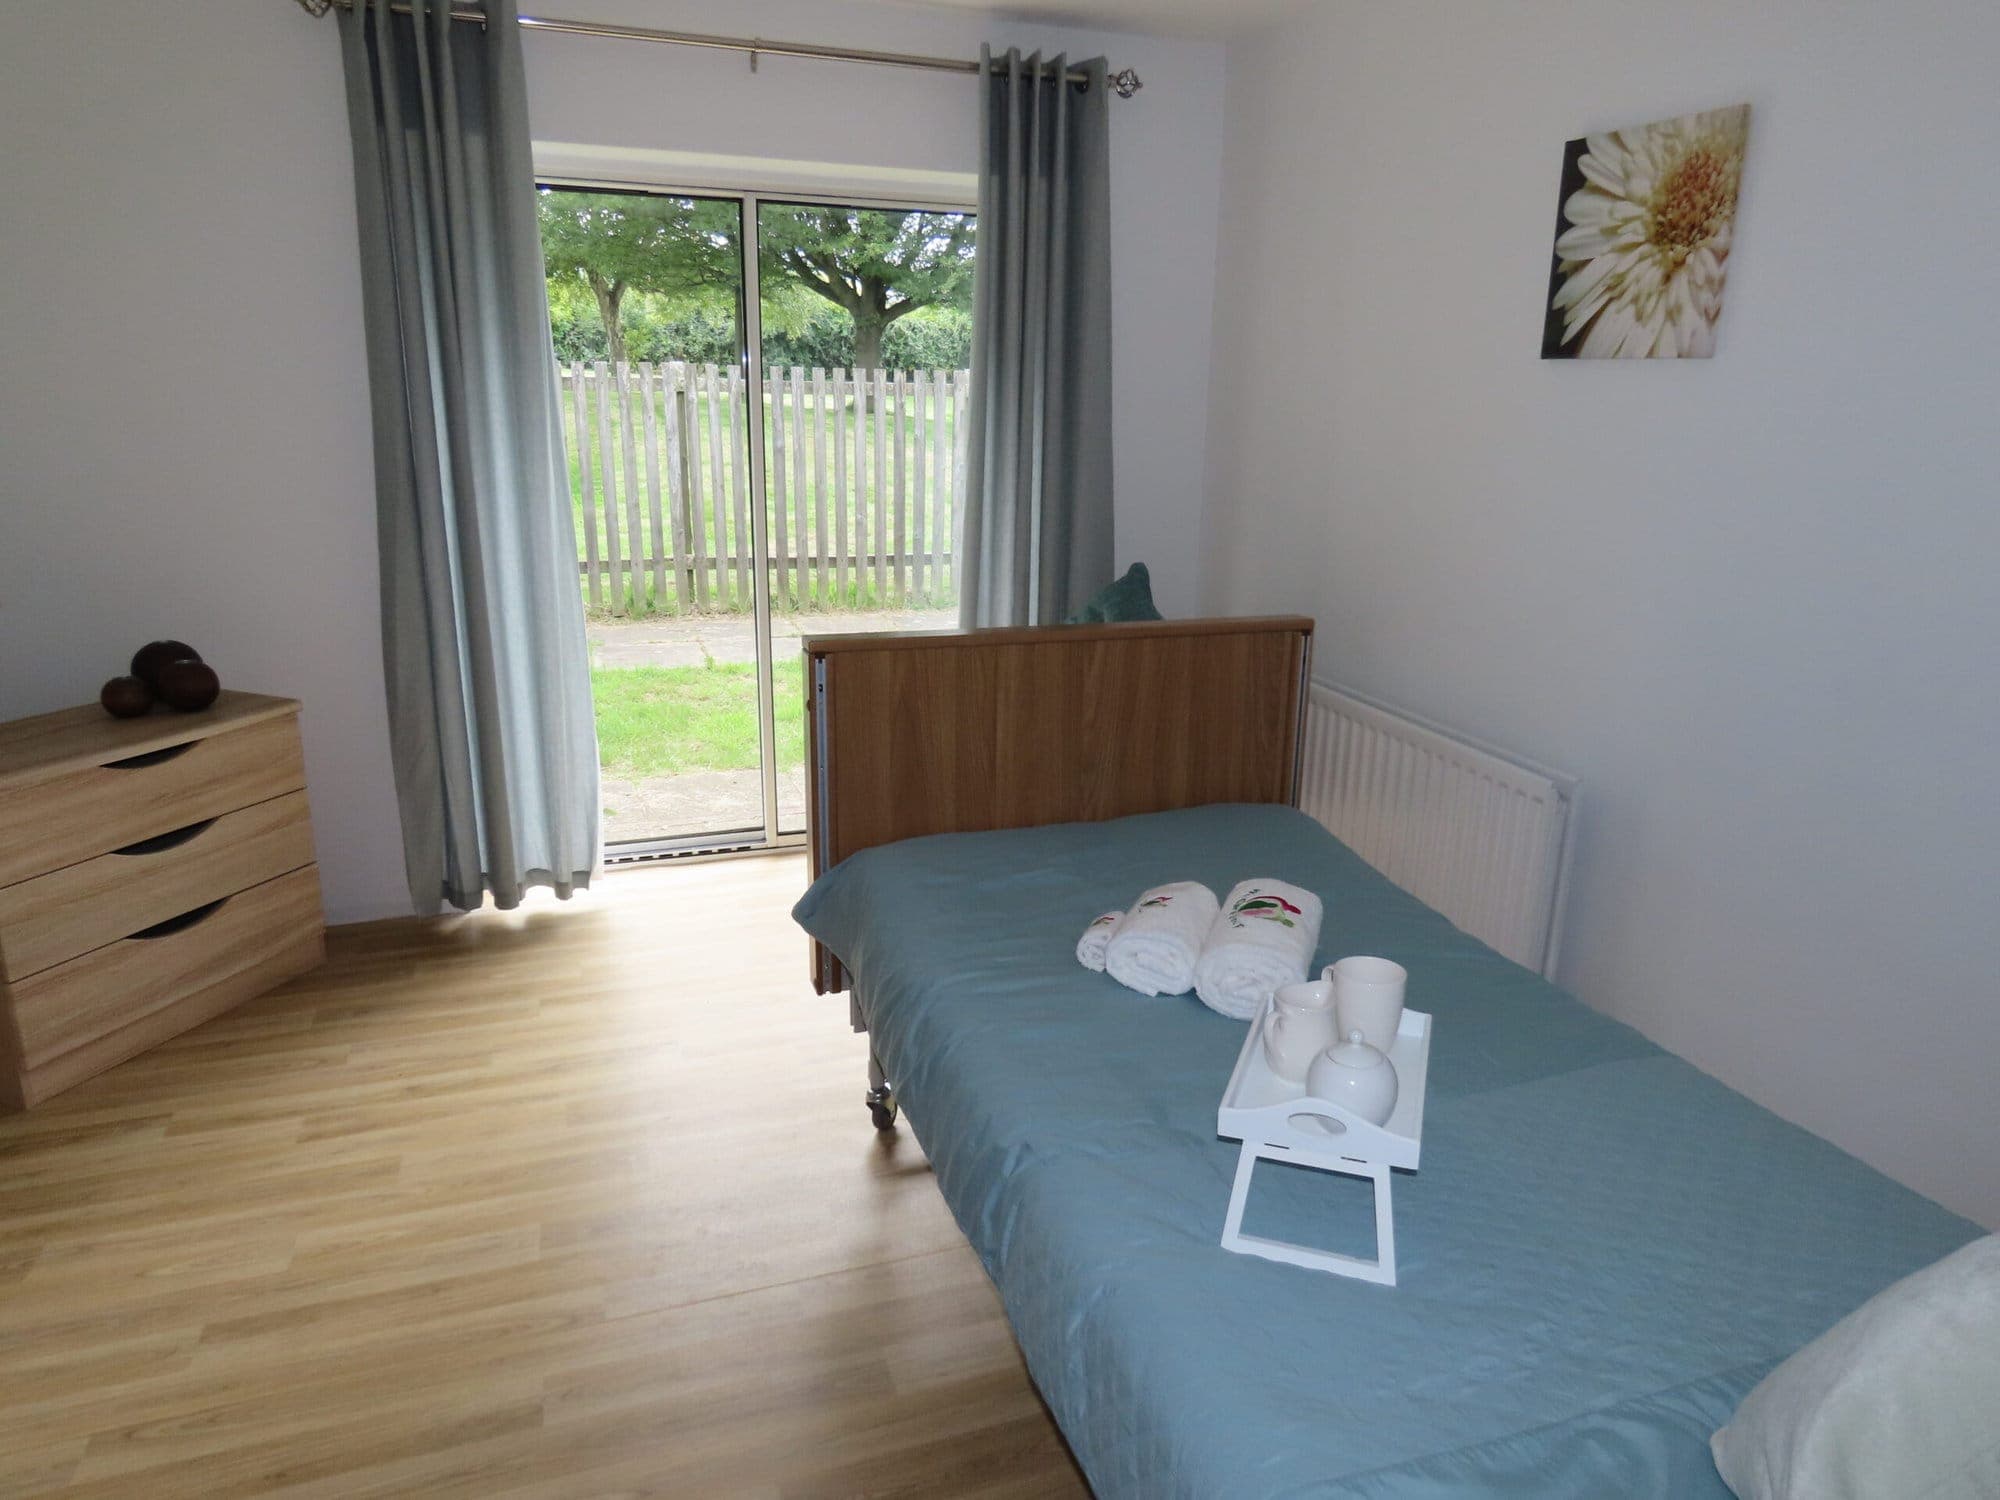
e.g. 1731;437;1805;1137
1712;1233;2000;1500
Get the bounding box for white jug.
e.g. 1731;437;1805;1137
1263;979;1338;1083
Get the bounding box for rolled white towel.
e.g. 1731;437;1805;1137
1104;882;1220;997
1075;910;1125;972
1194;878;1325;1021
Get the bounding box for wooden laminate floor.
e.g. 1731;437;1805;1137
0;855;1090;1499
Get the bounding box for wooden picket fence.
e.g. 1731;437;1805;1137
558;359;971;616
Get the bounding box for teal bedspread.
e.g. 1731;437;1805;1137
792;804;1978;1499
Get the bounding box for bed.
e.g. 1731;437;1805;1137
793;619;1981;1499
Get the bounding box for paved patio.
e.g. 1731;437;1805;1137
600;769;805;844
588;606;956;670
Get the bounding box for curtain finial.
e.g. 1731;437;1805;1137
1108;68;1142;99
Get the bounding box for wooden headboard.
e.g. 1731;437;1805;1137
802;615;1315;992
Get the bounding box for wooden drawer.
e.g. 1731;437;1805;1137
0;714;306;887
7;865;324;1075
0;791;317;983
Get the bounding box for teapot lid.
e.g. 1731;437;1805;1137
1325;1029;1389;1069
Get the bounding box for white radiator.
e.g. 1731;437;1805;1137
1298;682;1579;977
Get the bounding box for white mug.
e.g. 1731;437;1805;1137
1325;956;1407;1053
1263;980;1338;1083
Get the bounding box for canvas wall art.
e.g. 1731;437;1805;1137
1541;104;1751;359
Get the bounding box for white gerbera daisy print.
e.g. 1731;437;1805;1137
1541;105;1751;359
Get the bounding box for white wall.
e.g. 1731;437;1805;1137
0;2;405;926
0;0;1223;924
1204;0;2000;1225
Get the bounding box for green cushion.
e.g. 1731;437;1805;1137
1066;562;1163;624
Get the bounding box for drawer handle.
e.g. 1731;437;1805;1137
112;819;218;857
128;898;227;940
103;742;197;770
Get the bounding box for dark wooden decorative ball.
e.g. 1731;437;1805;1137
100;675;156;719
156;659;221;713
130;639;202;690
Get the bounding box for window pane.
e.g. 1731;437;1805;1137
756;203;976;835
540;187;766;848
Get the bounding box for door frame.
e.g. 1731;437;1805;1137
540;175;976;865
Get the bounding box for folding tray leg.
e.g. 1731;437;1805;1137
1219;1141;1398;1287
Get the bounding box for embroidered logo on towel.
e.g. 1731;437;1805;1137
1138;894;1176;909
1088;912;1120;927
1228;889;1301;929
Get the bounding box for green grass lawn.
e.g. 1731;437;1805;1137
591;662;804;778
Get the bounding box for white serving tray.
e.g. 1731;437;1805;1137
1215;1004;1432;1286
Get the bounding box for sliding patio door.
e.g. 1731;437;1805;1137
756;199;976;833
540;184;974;859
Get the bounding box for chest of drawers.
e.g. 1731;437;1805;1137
0;691;326;1106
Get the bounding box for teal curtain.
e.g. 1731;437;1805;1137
958;46;1117;628
338;0;599;912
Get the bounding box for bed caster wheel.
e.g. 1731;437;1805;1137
867;1085;898;1131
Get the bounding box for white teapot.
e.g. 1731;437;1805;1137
1263;979;1338;1083
1306;1029;1400;1127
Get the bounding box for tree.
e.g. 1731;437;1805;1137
537;191;737;364
757;207;975;375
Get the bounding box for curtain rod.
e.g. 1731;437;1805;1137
294;1;1144;98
